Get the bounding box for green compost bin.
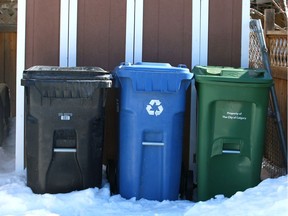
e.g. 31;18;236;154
193;66;273;201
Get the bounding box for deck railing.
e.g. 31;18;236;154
249;15;287;178
267;33;287;68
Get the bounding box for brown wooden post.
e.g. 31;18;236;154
264;9;275;35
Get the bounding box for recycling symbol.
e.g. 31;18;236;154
146;99;164;116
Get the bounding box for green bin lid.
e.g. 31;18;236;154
193;66;273;85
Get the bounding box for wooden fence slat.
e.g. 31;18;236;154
4;32;16;116
0;33;5;82
271;66;288;80
0;32;16;116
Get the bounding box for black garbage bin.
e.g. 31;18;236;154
21;66;112;194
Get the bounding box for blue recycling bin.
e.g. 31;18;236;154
113;62;193;201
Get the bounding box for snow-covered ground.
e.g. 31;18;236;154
0;118;287;216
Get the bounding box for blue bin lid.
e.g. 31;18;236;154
113;62;193;92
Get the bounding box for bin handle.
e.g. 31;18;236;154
54;148;77;153
222;149;240;154
142;142;164;146
222;140;241;154
211;138;243;157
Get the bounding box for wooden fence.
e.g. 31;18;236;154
0;0;17;116
261;9;287;177
266;32;287;135
249;11;287;178
264;9;287;136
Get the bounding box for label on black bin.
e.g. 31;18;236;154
58;113;73;121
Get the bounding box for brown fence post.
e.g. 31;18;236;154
264;9;275;34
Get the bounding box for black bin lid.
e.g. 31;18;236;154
23;66;112;80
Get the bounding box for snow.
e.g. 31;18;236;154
0;118;287;216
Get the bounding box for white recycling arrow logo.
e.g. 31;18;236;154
146;99;164;116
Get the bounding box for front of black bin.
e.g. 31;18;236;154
21;66;112;194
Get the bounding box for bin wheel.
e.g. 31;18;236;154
106;159;118;195
185;170;194;201
179;164;187;199
179;166;195;201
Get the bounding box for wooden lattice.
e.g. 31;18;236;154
267;35;288;67
249;31;265;69
0;0;17;25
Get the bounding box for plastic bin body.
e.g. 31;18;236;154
114;62;193;201
22;66;112;194
193;66;273;201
